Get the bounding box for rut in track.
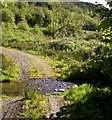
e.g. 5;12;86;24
1;47;55;80
1;47;66;119
1;97;24;119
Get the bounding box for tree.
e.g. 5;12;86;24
96;1;112;43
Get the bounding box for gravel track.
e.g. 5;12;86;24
45;95;63;119
1;47;76;119
2;47;55;80
1;47;56;119
1;47;29;80
0;97;24;119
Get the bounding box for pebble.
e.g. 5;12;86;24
55;89;58;92
58;89;66;92
28;78;77;94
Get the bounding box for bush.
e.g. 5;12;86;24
24;88;37;100
68;43;112;86
2;8;15;23
64;84;94;103
17;21;30;31
83;21;97;31
33;26;44;35
101;27;112;43
63;84;112;120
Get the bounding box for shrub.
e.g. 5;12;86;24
2;8;15;23
83;21;97;31
24;88;37;100
64;84;94;103
63;84;112;119
17;21;30;31
33;26;44;35
101;27;112;43
67;43;112;86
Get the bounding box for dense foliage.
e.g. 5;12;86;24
1;1;112;119
63;84;112;120
1;2;103;82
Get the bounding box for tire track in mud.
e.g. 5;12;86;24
1;47;55;119
1;97;24;119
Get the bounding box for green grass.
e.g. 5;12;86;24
0;52;19;82
0;94;12;101
63;84;112;119
1;2;112;119
23;88;47;119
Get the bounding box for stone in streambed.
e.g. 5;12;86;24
54;88;66;92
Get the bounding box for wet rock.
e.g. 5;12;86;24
54;89;58;92
28;78;77;94
58;89;66;92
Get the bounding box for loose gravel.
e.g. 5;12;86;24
28;78;76;94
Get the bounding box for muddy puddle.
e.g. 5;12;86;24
2;78;77;97
2;80;27;97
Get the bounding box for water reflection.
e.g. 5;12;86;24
2;80;27;97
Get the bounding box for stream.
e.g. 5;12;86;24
2;78;76;97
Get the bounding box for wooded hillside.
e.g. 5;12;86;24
1;1;112;119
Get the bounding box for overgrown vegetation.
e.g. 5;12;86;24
0;52;20;100
1;2;101;81
1;1;112;119
0;52;19;82
63;84;112;120
23;88;47;119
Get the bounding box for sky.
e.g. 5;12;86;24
79;0;109;8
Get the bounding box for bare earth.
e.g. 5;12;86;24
1;47;55;80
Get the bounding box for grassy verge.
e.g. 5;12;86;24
0;94;11;101
0;52;19;82
23;53;55;78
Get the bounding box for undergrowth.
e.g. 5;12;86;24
23;88;47;119
0;52;19;82
63;84;112;119
1;2;112;119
